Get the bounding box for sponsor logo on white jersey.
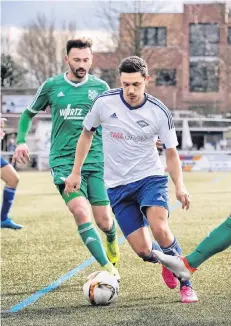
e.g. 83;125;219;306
110;132;124;139
88;90;99;101
110;132;149;142
59;104;83;120
136;120;149;128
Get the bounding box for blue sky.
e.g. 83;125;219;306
1;0;223;53
1;1;102;30
2;0;219;30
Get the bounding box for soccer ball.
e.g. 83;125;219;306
83;271;119;305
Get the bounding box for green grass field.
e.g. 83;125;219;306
1;171;231;326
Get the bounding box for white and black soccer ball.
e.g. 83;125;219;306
83;271;119;305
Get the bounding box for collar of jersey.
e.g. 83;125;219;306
64;72;89;87
120;89;147;110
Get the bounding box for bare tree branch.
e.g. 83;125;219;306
95;1;169;70
1;29;14;56
94;2;230;112
17;13;76;85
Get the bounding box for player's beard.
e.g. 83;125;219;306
69;64;87;80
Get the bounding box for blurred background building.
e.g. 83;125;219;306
1;1;231;171
92;2;231;113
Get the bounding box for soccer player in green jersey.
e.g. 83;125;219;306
153;213;231;280
12;38;120;278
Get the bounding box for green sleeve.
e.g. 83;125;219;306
26;79;51;113
16;109;36;144
16;79;51;144
103;82;110;91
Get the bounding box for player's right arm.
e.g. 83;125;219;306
64;98;102;195
13;80;50;164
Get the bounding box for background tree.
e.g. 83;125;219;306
97;1;166;58
93;1;168;87
95;2;231;113
1;53;26;87
1;29;14;56
17;13;76;85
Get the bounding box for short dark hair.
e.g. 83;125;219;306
119;56;148;77
66;37;93;55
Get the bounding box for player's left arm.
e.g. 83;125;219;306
64;98;102;195
165;148;190;210
158;108;190;210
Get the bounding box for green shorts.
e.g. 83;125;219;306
51;163;109;205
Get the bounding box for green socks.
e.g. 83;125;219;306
186;216;231;268
104;220;117;243
78;222;109;267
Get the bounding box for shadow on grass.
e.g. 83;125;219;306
1;304;112;318
2;284;82;298
18;193;59;197
1;295;180;319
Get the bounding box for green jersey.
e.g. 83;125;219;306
26;73;109;168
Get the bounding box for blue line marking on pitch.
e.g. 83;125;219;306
7;174;225;313
169;201;181;211
211;175;226;184
8;257;95;313
8;201;179;313
8;236;126;313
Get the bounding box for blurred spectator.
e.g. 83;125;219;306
31;157;37;169
7;134;16;152
7;134;16;166
220;139;227;150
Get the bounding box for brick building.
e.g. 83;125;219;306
92;2;231;113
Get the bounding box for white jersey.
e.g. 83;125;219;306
83;88;178;188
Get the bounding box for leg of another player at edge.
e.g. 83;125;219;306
1;163;23;230
185;215;231;269
67;197;119;278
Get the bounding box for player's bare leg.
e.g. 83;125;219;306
126;226;153;257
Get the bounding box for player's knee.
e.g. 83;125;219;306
136;247;151;258
95;214;112;232
7;173;20;188
152;222;169;238
70;206;88;222
14;173;20;186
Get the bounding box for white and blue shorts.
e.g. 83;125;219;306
107;175;169;238
0;156;9;168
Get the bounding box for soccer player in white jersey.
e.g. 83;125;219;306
64;56;198;303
